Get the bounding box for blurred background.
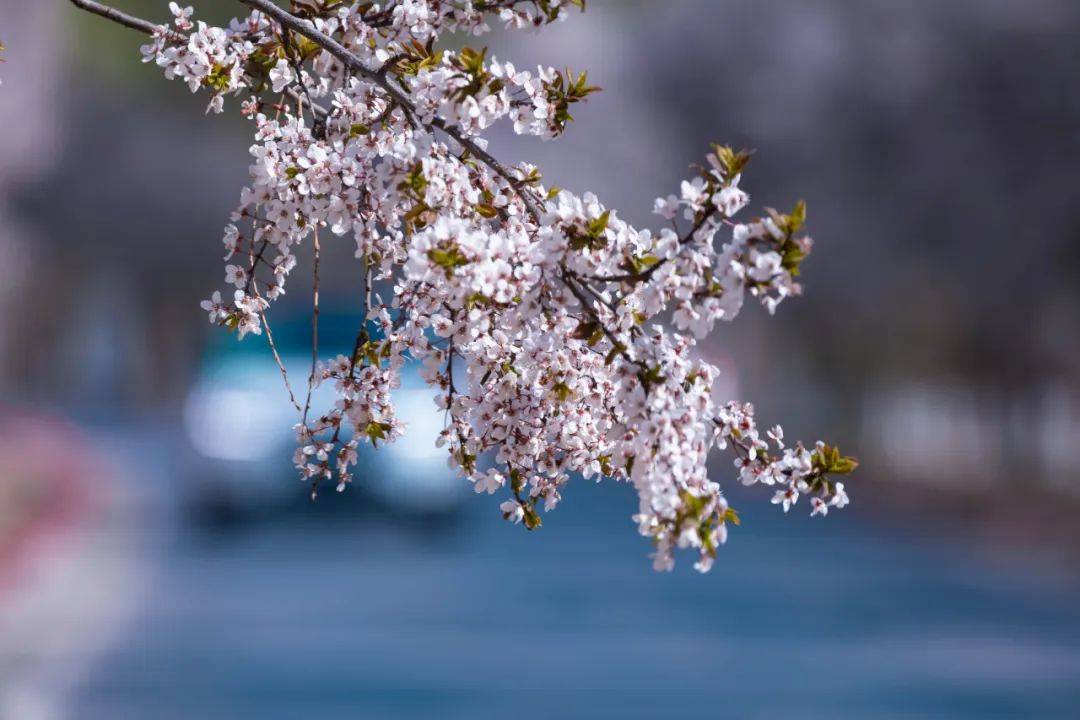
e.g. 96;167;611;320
1;1;1079;717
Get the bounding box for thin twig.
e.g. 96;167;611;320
333;253;372;447
244;236;271;294
350;251;373;371
302;227;321;427
259;308;303;415
561;269;650;391
247;233;302;414
67;0;183;41
585;207;721;284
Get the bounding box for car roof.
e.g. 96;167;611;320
203;311;374;360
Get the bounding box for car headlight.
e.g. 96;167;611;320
184;386;285;462
362;387;462;510
387;389;445;463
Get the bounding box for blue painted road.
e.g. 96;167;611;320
74;470;1080;719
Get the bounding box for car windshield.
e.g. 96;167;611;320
203;310;366;360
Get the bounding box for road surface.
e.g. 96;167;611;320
21;433;1080;719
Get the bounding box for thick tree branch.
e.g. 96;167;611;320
67;0;622;395
237;0;543;223
67;0;328;121
68;0;184;41
66;0;541;220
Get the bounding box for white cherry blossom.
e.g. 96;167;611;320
74;0;856;573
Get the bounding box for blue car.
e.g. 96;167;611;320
182;311;465;523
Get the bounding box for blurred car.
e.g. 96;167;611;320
182;311;465;524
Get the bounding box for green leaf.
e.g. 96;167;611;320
202;62;234;93
587;209;611;237
597;454;613;476
364;421;393;446
604;341;626;365
427;246;470;271
522;504;543;530
781;244;807;275
679;490;706;515
624;253;661;275
640;364;664;392
830;456;859;475
570;320;601;341
552;381;573;402
403;202;430;231
510;468;524;494
811;443;859;475
789;200;807;234
710;144;754;181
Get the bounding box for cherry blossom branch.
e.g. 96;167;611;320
63;2;315;425
67;0;856;573
66;0;538;216
561;269;641;373
68;0;184;41
586;207;721;284
258;307;303;416
236;0;544;222
67;0;330;125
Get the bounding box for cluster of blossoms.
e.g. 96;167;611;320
83;0;855;572
298;352;405;492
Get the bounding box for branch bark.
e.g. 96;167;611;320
237;0;542;223
69;0;618;379
68;0;184;41
65;0;542;221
